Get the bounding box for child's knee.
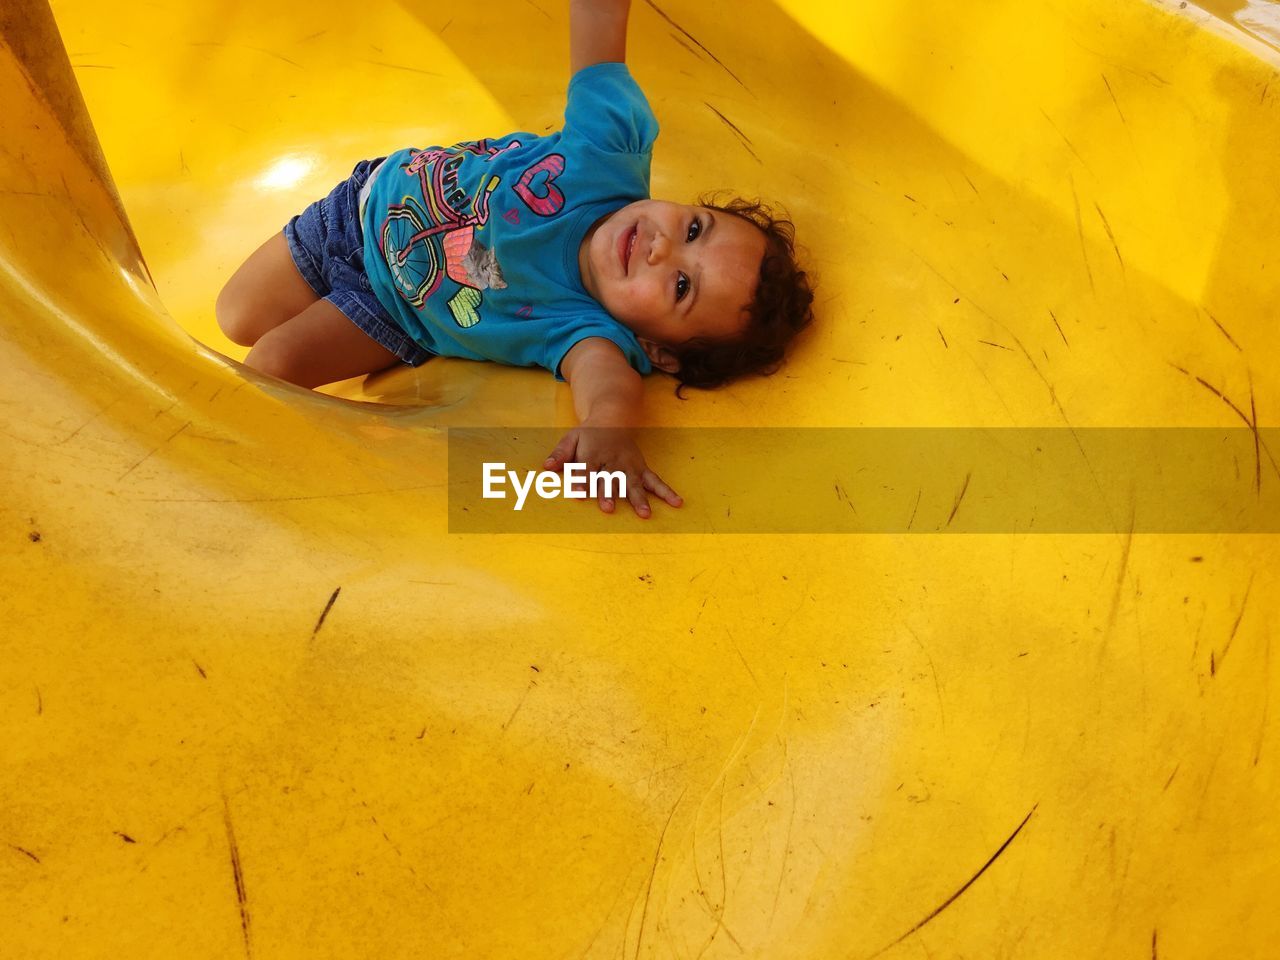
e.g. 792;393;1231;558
214;283;258;347
242;330;312;386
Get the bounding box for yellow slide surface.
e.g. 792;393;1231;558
3;0;1279;956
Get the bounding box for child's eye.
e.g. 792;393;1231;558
676;273;690;302
686;219;702;242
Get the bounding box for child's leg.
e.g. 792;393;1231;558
216;232;401;388
242;298;401;388
215;233;317;347
217;159;418;389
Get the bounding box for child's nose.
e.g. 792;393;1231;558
647;230;670;265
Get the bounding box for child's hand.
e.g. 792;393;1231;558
544;425;682;519
557;338;678;518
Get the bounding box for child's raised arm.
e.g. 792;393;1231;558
570;0;631;74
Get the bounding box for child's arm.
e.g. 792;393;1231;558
570;0;631;73
547;337;683;518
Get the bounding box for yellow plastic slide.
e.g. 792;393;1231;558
3;0;1278;956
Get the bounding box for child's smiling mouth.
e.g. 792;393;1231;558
619;224;637;274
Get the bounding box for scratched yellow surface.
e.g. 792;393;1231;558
3;0;1279;956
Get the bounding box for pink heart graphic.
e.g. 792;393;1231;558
513;154;566;217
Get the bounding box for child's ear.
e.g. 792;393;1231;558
638;337;680;374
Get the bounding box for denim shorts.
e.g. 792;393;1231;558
283;158;432;366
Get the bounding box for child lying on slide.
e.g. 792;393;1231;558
216;0;814;518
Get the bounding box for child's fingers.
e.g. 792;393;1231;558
642;470;683;508
624;481;652;519
544;431;580;470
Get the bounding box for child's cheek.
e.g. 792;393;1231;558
611;281;641;316
610;276;660;330
633;276;661;313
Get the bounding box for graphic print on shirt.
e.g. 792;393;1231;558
378;140;519;324
512;154;567;217
442;228;505;291
448;287;484;328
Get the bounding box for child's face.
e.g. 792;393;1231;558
578;200;766;370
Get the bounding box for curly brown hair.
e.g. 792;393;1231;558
667;195;815;391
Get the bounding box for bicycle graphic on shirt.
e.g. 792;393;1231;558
381;176;500;310
378;140;576;329
379;140;519;315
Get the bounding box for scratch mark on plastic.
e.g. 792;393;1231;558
946;472;971;526
1040;110;1092;173
1215;572;1253;673
1172;367;1280;482
189;41;301;69
1103;511;1136;654
1250;385;1261;496
769;761;799;931
502;679;537;732
222;793;252;958
704;776;735;949
53;396;122;445
869;803;1039;957
725;627;759;687
1093;202;1124;271
1207;313;1243;352
357;59;443;77
635;788;687;960
689;709;761;948
520;0;553;20
690;595;710;635
833;479;856;513
117;421;192;480
906;624;946;728
703;103;760;163
1254;629;1271;765
643;1;750;93
668;32;701;60
906;251;1017;420
360;799;433;891
311;587;341;639
1011;332;1123;530
9;844;40;863
1049;310;1069;347
1102;74;1126;124
1070;179;1095;292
